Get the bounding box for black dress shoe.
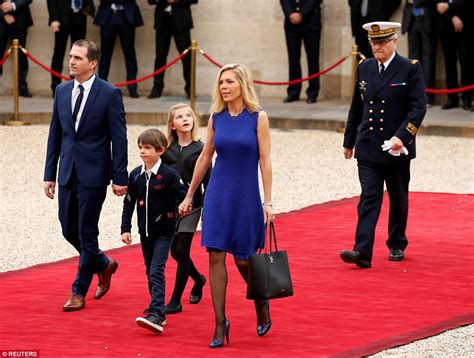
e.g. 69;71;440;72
388;249;405;261
442;98;459;110
462;98;472;110
147;86;162;99
129;90;140;98
165;301;182;314
283;96;299;103
190;274;206;304
339;250;371;268
306;97;317;104
19;89;33;98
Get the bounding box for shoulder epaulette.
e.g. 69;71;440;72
411;59;419;65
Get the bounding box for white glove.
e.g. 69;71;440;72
381;140;409;156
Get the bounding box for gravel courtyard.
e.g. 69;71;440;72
0;124;472;356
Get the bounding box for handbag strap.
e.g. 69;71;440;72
259;222;278;254
269;222;278;252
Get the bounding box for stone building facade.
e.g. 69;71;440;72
0;0;431;100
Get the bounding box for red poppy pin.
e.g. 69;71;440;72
156;174;162;180
167;212;174;219
139;199;144;207
154;184;163;190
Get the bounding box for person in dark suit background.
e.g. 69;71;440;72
47;0;96;97
402;0;438;107
340;22;426;268
44;39;128;311
437;0;472;110
147;0;198;99
0;0;33;97
348;0;401;58
280;0;322;104
94;0;143;98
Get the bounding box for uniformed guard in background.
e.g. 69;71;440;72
340;21;426;268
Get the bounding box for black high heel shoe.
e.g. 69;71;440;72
209;319;230;348
256;300;272;337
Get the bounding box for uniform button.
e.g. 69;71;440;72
369;118;373;122
381;100;386;104
380;109;385;113
369;127;373;131
380;127;384;131
380;118;384;122
370;100;374;104
369;109;373;113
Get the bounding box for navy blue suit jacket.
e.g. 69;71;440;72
44;77;128;187
94;0;143;27
0;0;33;27
280;0;322;31
344;53;426;163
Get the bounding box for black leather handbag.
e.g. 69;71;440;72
246;222;294;300
175;207;202;234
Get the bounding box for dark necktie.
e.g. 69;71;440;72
379;63;385;77
72;84;84;129
72;0;82;10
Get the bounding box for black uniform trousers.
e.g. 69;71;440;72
354;160;410;259
285;26;321;100
50;12;87;92
98;12;138;93
407;16;437;103
439;18;471;102
152;13;191;96
0;20;29;90
58;168;109;297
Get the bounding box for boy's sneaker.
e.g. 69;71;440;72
136;311;167;333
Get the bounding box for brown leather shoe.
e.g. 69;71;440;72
63;293;85;312
94;257;118;300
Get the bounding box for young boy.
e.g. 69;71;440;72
121;128;186;334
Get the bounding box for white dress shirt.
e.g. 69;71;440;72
72;74;95;131
378;51;396;74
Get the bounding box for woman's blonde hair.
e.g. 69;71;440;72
166;103;199;146
210;63;260;114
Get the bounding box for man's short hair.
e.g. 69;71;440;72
72;39;101;62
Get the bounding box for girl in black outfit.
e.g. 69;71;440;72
162;103;212;314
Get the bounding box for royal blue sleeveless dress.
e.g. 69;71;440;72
201;108;265;260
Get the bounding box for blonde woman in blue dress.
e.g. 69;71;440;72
179;63;275;348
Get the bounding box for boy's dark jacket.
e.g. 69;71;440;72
121;162;186;238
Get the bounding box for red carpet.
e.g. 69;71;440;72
1;192;473;357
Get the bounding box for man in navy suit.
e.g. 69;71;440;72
94;0;143;98
47;0;96;97
280;0;322;104
401;0;439;107
340;22;426;268
147;0;198;99
44;39;128;311
0;0;33;97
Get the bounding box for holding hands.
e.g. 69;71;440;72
178;197;193;216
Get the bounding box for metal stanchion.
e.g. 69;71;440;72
3;39;29;126
351;44;359;92
190;40;197;112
